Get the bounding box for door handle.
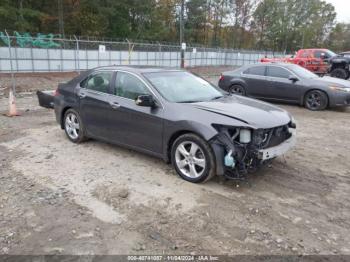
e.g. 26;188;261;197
109;101;120;109
78;93;86;99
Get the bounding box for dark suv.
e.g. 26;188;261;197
329;52;350;80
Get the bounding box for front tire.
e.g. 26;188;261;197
304;90;328;111
330;68;349;80
63;109;86;143
171;134;216;183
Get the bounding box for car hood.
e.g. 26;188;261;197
190;95;291;129
312;76;350;88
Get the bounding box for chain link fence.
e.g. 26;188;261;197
0;34;283;74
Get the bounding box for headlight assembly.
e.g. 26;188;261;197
329;86;350;93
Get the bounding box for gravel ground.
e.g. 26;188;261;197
0;73;350;256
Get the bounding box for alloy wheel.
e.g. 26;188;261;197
306;92;322;110
175;141;206;179
65;112;80;140
230;85;244;95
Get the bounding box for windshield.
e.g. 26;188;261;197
326;50;337;57
143;71;224;103
289;64;319;79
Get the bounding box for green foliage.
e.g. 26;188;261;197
0;0;347;52
253;0;337;52
327;23;350;52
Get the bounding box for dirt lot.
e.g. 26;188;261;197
0;73;350;256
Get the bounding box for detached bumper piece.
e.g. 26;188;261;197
37;90;55;109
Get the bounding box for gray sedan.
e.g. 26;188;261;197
38;66;296;183
218;63;350;110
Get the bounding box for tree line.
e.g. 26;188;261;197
0;0;349;52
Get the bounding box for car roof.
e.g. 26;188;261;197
247;62;291;67
94;65;183;74
235;63;299;73
299;48;329;51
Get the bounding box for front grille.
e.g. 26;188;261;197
253;125;292;149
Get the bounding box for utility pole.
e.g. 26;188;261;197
58;0;65;37
5;30;18;117
180;0;185;68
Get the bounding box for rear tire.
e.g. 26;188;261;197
330;68;349;80
63;109;87;143
304;90;328;111
229;84;246;96
171;134;216;183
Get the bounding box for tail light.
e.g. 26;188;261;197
54;88;60;96
219;74;225;81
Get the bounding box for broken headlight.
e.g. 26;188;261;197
252;129;270;146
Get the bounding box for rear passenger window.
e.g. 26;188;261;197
267;66;290;79
81;72;112;93
243;66;266;76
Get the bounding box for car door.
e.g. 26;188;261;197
241;65;268;98
106;71;164;154
265;66;301;102
78;71;115;139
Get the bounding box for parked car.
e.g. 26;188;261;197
37;66;296;183
329;51;350;80
261;49;337;75
218;63;350;111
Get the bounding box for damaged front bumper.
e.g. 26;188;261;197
211;125;297;177
258;129;296;160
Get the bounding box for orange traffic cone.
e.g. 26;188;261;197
7;88;19;117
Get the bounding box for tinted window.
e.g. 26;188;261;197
115;72;150;100
243;66;266;76
326;50;337;57
315;51;334;59
289;64;318;79
314;51;323;58
82;72;112;93
301;51;311;58
267;66;290;79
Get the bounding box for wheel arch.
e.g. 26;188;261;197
60;106;72;129
229;79;247;88
165;130;204;163
332;60;347;69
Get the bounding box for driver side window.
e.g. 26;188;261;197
267;66;290;79
115;72;150;100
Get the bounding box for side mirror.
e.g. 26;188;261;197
289;75;299;82
135;94;156;107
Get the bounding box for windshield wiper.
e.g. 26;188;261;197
178;100;201;103
211;95;225;101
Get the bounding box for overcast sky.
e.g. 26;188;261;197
326;0;350;23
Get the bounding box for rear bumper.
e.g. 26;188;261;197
258;129;297;160
37;90;55;109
